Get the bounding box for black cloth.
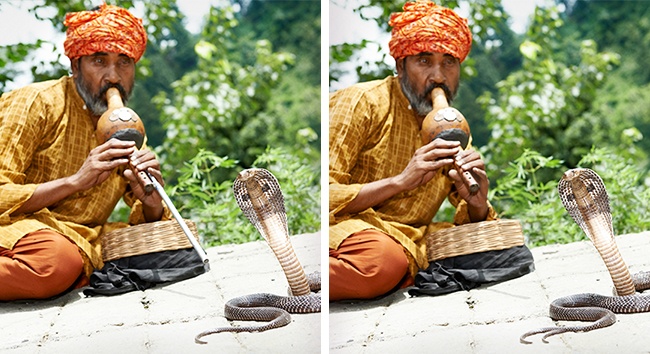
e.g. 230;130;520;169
408;245;535;297
83;248;207;296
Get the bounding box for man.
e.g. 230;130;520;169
0;4;169;301
330;1;531;301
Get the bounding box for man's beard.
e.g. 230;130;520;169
399;72;456;116
74;71;130;116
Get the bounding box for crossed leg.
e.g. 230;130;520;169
0;229;84;301
330;229;412;301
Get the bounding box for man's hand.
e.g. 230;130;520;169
123;148;164;221
335;138;460;216
393;138;460;191
448;149;489;221
12;138;136;216
70;138;136;191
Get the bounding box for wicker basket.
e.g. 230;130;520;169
426;219;524;261
101;219;199;262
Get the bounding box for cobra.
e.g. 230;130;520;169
195;168;320;344
520;168;650;344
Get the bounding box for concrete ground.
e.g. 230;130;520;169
0;232;321;354
4;230;650;353
330;232;650;354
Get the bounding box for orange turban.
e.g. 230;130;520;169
389;0;472;62
64;4;147;62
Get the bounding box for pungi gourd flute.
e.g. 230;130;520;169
96;87;209;267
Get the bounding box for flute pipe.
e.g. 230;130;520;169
131;160;154;194
149;174;210;267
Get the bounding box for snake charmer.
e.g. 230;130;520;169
329;0;534;301
0;4;171;301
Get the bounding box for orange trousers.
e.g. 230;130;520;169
0;229;86;301
329;229;413;301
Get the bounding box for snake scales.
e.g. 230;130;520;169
521;168;650;344
195;168;320;344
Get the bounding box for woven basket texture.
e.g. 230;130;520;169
101;219;199;262
426;219;524;261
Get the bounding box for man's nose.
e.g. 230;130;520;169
103;65;120;85
427;64;445;86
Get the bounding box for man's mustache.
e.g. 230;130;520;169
424;83;453;103
98;84;128;102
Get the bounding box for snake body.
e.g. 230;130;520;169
195;168;320;344
521;168;650;344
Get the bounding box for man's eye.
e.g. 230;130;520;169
444;57;457;66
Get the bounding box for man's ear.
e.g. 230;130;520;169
395;57;405;77
70;58;80;77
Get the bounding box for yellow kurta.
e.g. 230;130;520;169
329;76;497;276
0;76;164;276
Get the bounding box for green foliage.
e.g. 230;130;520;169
154;5;297;182
129;1;200;147
562;1;650;157
232;0;321;152
479;6;623;183
253;146;321;235
167;146;320;247
490;147;650;247
234;0;320;86
566;0;650;85
0;42;44;92
155;2;321;245
479;4;650;246
577;147;650;236
107;199;130;223
166;150;253;246
489;150;578;246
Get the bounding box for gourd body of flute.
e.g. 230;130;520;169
420;87;478;194
420;88;470;146
96;87;153;194
96;87;146;148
